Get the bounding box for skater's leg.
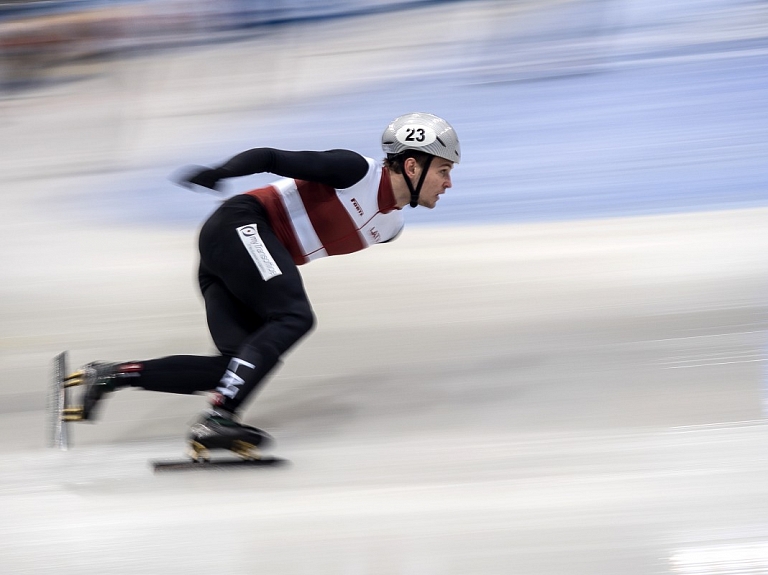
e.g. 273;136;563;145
213;282;313;414
199;269;264;357
106;254;272;398
198;201;315;415
126;355;230;393
73;259;255;419
186;198;314;456
75;355;231;420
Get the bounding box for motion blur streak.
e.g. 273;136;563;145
1;1;767;574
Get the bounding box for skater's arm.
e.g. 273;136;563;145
178;149;370;191
220;148;369;189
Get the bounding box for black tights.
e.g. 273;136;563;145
121;195;314;414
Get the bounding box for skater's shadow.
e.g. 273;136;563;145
247;353;543;439
246;371;389;439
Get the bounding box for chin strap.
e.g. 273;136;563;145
401;156;433;208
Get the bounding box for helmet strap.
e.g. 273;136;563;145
402;155;433;208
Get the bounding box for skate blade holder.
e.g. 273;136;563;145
61;407;85;421
188;440;262;463
231;440;262;461
63;369;87;388
188;441;210;462
61;368;88;421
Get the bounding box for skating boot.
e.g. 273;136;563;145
63;362;129;421
187;408;273;462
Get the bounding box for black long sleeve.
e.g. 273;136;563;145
217;148;370;190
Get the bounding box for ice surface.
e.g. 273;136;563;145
1;1;768;573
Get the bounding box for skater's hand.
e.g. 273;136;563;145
175;166;227;192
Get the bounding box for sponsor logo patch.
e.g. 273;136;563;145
237;224;282;281
216;357;255;399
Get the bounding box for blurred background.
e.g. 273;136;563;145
1;0;767;574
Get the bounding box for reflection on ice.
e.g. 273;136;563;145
670;542;768;575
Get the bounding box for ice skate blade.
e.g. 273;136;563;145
153;456;289;472
50;351;70;450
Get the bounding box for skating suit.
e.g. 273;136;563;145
245;158;404;265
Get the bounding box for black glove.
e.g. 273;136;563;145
176;166;227;191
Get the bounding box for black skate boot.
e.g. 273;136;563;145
64;362;128;421
187;408;273;462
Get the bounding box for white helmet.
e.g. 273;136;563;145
381;112;460;164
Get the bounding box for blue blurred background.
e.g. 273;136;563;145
2;0;765;227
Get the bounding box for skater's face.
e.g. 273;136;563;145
408;157;454;209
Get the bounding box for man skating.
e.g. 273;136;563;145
67;112;460;460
